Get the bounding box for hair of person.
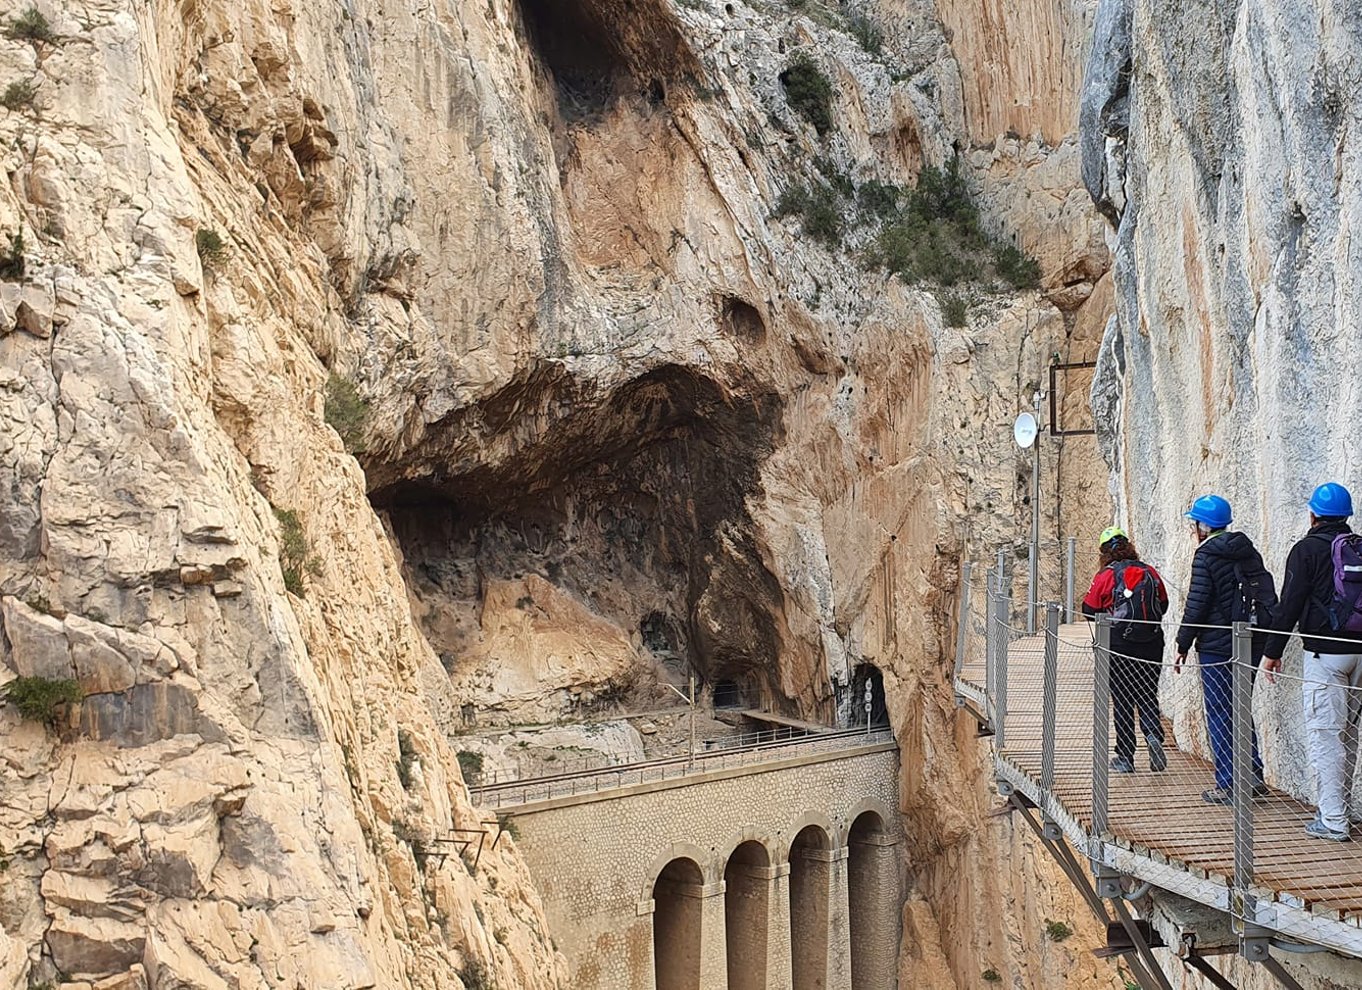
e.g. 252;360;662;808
1100;539;1140;567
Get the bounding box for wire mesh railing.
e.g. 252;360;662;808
955;561;1362;956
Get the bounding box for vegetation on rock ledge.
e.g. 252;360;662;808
4;676;81;725
780;53;834;135
6;7;54;44
324;373;370;454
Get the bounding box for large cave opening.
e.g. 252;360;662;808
369;365;784;726
515;0;699;118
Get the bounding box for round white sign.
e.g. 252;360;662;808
1013;411;1039;449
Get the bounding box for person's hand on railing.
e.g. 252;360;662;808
1262;655;1281;684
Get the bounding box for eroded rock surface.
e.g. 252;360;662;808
0;0;1121;987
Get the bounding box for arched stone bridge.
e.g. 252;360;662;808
498;733;902;989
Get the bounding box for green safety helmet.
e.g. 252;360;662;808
1099;526;1128;549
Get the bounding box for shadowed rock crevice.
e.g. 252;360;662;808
515;0;699;118
369;364;789;719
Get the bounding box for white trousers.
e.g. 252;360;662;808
1304;652;1362;831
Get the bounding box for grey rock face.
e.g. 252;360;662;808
1084;0;1362;808
1079;0;1132;224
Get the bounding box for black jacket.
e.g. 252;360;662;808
1175;531;1268;657
1263;520;1355;658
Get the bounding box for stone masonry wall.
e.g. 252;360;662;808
507;745;901;990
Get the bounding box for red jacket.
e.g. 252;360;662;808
1083;560;1169;649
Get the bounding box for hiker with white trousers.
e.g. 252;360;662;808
1263;482;1362;842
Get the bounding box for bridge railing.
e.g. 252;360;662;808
955;546;1362;957
470;727;895;809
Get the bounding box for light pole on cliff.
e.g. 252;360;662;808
1014;396;1042;633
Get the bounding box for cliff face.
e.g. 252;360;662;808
1084;0;1361;808
0;0;1116;987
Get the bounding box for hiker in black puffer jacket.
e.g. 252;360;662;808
1174;495;1274;805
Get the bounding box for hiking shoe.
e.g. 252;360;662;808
1203;787;1232;806
1147;735;1167;773
1252;780;1270;799
1305;819;1351;842
1110;756;1135;774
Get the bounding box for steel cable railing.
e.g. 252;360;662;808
954;569;1362;957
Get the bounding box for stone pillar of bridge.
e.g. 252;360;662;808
792;845;852;990
848;829;901;989
699;879;730;989
766;863;793;990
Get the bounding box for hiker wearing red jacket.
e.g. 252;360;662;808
1082;527;1169;774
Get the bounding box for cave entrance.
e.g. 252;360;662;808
712;679;744;710
850;663;888;727
366;364;785;727
517;0;628;115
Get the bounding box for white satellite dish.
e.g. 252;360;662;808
1013;411;1039;449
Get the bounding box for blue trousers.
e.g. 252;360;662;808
1199;652;1263;791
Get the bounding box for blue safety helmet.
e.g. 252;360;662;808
1186;494;1232;529
1309;482;1354;518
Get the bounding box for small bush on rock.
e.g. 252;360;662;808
780;53;834;135
994;242;1042;289
195;227;227;273
774;182;843;249
7;7;53;43
397;729;417;790
457;750;485;785
1044;918;1073;941
1;79;35;111
939;292;968;327
324;373;370;454
846;11;883;55
273;506;313;596
460;959;491;990
0;230;24;281
5;676;81;725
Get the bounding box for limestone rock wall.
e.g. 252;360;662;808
0;0;1121;988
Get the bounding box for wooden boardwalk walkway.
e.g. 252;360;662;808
957;622;1362;955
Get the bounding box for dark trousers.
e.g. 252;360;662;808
1111;648;1164;762
1199;652;1263;791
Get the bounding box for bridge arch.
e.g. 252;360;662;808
652;855;708;990
788;820;836;990
723;838;774;990
642;840;718;899
847;804;901;989
784;809;840;853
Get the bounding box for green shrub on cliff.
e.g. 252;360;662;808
273;506;315;596
4;676;81;725
7;7;53;44
324;373;370;454
780;54;834;135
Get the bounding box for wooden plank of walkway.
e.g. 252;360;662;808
962;623;1362;920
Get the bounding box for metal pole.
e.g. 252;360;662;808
1029;391;1042;633
954;560;973;684
688;673;696;771
1065;536;1077;622
985;566;997;720
996;569;1011;749
1232;621;1254;895
1042;603;1061;793
1093;616;1112;838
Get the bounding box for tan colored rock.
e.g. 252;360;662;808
2;596;74;680
46;912;147;980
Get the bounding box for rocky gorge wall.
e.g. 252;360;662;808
1084;0;1362;986
0;0;1126;987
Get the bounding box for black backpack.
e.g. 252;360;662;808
1231;552;1278;629
1109;560;1166;642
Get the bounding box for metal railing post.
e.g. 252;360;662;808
1042;603;1061;793
985;566;997;718
1027;544;1038;634
1232;621;1254;897
954;560;973;685
995;568;1012;748
1092;616;1112;838
1065;536;1077;622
